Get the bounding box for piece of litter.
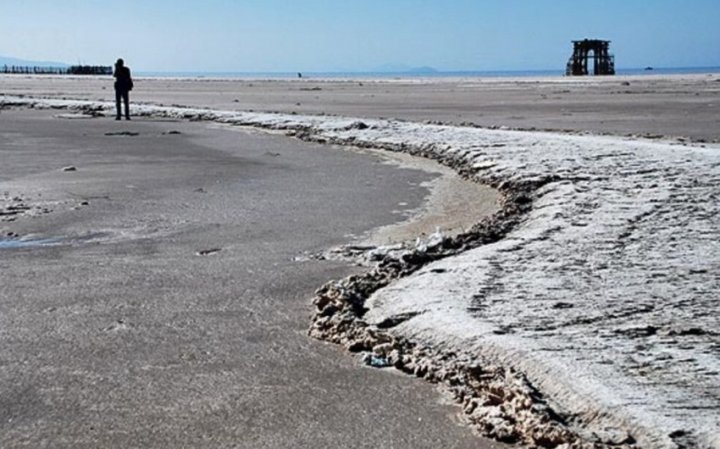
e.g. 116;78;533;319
362;353;391;368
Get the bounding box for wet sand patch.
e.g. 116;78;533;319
367;171;499;245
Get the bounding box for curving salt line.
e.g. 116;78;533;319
3;94;718;448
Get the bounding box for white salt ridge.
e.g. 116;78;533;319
3;95;718;448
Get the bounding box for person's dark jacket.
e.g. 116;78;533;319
114;66;133;92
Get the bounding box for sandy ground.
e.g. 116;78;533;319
0;109;503;448
1;74;719;448
1;73;719;142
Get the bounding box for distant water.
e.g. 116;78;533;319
137;67;720;79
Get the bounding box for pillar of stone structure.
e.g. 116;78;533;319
566;39;615;76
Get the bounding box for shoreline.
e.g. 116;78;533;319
4;70;720;81
2;94;719;448
3;72;719;144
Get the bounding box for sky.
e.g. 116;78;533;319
2;0;720;73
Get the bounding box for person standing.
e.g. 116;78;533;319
113;58;133;120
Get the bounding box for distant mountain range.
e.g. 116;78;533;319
0;55;69;67
372;63;439;73
1;55;443;74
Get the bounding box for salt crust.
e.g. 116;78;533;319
2;96;718;449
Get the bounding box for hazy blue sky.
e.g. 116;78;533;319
2;0;719;72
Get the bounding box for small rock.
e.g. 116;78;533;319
196;248;222;256
345;121;369;130
372;343;395;357
62;166;77;172
594;428;635;445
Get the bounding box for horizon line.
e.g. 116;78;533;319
133;65;720;74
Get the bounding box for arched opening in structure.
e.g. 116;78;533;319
566;39;615;76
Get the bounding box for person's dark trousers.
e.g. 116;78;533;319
115;89;130;120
